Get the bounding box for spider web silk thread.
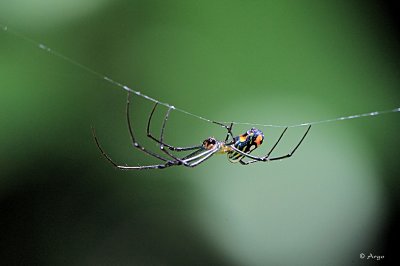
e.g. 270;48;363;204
1;23;399;128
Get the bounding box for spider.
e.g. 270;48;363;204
92;92;311;170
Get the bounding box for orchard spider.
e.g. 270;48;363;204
92;93;311;169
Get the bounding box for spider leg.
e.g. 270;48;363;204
239;159;248;165
181;147;207;160
91;126;177;170
238;125;311;164
265;127;288;157
237;127;288;164
183;147;216;163
225;122;234;142
157;107;191;166
229;145;265;161
126;92;170;162
184;147;220;167
267;125;311;161
146;102;203;151
212;121;234;142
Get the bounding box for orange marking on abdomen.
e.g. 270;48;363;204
255;135;263;146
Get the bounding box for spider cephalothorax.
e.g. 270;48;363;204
92;92;311;169
202;137;218;150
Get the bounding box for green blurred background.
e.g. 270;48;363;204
1;0;399;265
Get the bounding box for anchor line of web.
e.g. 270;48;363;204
1;23;399;129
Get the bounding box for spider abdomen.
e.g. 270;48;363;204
228;128;264;163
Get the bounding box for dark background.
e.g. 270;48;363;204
1;1;399;265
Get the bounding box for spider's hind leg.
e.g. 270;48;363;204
267;125;311;161
228;125;311;164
